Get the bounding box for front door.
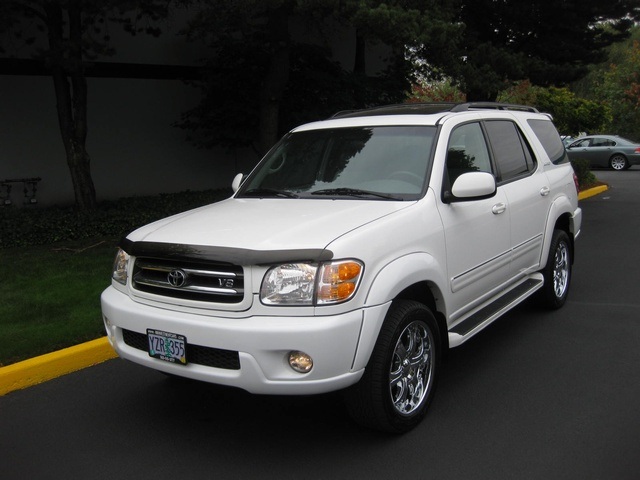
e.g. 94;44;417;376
437;121;512;319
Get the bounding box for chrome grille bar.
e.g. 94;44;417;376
132;257;244;303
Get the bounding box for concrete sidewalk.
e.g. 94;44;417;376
0;184;608;397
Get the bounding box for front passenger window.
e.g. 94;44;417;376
446;123;492;185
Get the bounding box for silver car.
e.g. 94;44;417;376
566;135;640;170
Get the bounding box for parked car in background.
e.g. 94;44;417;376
566;135;640;170
561;135;575;146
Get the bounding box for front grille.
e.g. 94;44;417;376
122;329;241;370
132;257;244;303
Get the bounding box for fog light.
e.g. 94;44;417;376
103;316;113;339
288;351;313;373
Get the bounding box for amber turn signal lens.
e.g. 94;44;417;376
317;260;363;304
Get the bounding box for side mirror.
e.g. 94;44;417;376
231;173;244;193
444;171;496;203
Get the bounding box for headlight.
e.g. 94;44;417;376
260;263;317;305
112;248;130;285
260;259;363;306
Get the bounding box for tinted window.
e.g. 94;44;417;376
446;122;492;184
527;119;569;164
591;138;615;147
485;120;534;182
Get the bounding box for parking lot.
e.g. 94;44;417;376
1;169;639;480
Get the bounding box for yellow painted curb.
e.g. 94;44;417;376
579;184;608;200
0;183;611;398
0;337;117;396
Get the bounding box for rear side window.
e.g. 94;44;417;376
485;120;535;182
528;119;569;165
591;137;615;147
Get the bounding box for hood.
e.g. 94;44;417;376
126;197;413;252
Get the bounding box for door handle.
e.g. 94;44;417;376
540;186;550;196
492;203;506;214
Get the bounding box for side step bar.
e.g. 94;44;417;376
448;274;544;348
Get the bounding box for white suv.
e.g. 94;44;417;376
101;102;582;433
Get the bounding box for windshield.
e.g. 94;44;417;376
237;126;436;200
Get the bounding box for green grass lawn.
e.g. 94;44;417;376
0;237;118;366
0;188;233;367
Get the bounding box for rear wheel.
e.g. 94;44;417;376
538;230;572;309
609;154;628;171
345;300;440;433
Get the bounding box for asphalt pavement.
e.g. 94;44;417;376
1;169;639;480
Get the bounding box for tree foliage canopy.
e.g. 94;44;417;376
594;35;640;140
175;0;460;154
497;80;611;135
451;0;639;100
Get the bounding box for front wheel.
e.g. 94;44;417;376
538;229;572;309
345;300;440;433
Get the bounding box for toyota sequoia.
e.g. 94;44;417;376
101;102;582;433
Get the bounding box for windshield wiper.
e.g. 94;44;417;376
242;188;299;198
311;188;400;200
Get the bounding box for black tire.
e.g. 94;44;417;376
345;300;440;433
609;154;628;171
538;229;572;309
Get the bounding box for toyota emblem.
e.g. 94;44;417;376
167;269;187;288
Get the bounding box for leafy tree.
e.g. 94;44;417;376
176;0;459;155
593;37;640;140
406;79;466;103
451;0;639;101
498;80;611;135
0;1;170;210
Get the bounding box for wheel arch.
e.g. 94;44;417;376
353;254;449;371
540;199;576;269
394;281;448;351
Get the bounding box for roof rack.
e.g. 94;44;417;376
331;102;539;119
450;102;539;113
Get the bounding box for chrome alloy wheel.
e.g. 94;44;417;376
610;154;627;170
553;241;570;299
389;320;433;415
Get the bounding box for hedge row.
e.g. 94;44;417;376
0;189;232;249
0;162;596;249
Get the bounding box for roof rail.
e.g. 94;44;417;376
450;102;539;113
331;102;539;119
331;103;458;118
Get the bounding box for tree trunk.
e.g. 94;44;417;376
354;30;366;76
353;29;367;108
45;1;97;210
257;7;291;155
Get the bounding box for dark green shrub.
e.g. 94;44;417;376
570;158;598;190
0;188;232;249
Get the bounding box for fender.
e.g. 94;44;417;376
539;194;580;267
351;253;447;371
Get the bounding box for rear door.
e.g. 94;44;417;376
484;119;549;277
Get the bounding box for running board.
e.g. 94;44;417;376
448;274;544;348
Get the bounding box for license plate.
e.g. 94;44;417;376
147;329;187;365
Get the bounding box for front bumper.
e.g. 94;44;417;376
101;286;369;394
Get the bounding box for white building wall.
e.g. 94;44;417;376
0;74;258;206
0;10;389;207
1;74;261;207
